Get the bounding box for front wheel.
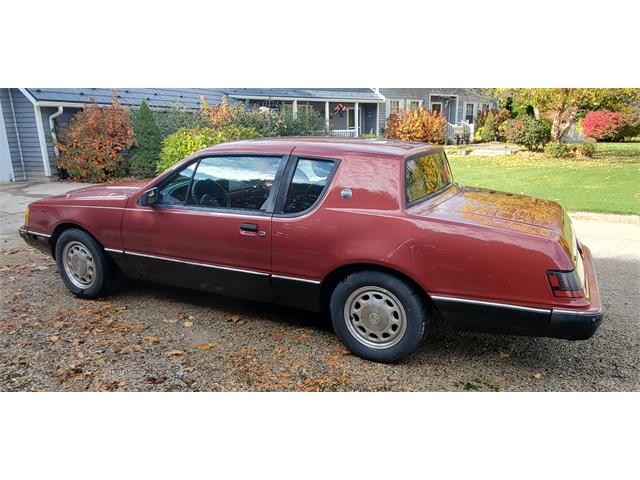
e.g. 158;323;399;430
330;271;429;362
55;228;112;299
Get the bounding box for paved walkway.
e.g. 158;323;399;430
0;181;95;245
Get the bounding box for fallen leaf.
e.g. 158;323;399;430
145;375;167;385
165;349;187;357
532;372;542;379
197;343;216;350
235;319;247;326
49;335;60;342
338;347;352;356
184;321;193;328
499;351;510;359
228;315;241;323
162;318;178;324
184;366;196;372
188;315;195;321
143;335;159;343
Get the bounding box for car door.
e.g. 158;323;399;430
121;154;286;302
270;155;339;309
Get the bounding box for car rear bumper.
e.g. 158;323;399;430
18;226;52;256
432;244;603;341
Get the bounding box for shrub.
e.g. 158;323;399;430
385;108;446;144
157;125;260;172
476;108;511;141
276;109;329;136
129;101;162;178
503;116;551;151
153;104;209;137
578;138;597;158
544;141;570;158
582;111;626;141
55;99;134;182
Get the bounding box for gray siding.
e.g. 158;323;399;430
0;89;49;181
40;106;80;176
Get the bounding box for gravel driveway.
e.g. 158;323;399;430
1;186;638;391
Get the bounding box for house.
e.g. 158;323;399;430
0;88;497;182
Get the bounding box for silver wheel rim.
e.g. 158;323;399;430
62;240;96;289
344;286;407;349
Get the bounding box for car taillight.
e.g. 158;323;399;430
547;270;584;298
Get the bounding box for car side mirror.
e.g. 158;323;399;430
140;187;159;206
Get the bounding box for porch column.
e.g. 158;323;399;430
325;101;330;130
354;102;359;137
376;103;380;136
292;99;298;118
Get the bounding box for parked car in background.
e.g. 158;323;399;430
19;137;603;362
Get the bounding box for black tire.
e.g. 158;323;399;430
330;271;429;363
54;228;112;299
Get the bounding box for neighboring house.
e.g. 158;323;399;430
0;87;496;182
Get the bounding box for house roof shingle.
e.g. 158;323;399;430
26;88;229;109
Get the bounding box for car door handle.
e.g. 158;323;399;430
240;223;259;233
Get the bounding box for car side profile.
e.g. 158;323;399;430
20;137;603;362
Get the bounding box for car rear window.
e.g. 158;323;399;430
405;151;453;205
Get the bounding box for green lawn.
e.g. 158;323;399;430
448;142;640;215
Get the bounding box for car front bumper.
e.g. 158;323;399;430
18;226;53;256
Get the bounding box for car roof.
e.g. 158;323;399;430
202;137;442;159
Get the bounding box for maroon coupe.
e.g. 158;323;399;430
20;137;602;362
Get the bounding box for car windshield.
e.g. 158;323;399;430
405;151;453;205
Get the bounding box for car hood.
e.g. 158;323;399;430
36;180;149;207
62;180;149;200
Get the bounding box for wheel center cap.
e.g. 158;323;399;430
368;313;380;324
72;256;87;276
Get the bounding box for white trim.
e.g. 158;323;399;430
33;105;52;177
18;88;37;105
386;98;402;118
405;99;423;111
430;295;551;314
0;100;15;182
463;101;477;124
272;274;321;285
375;103;380;136
35;101;86;108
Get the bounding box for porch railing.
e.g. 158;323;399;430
446;121;474;144
331;129;358;137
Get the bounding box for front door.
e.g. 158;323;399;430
122;154;285;301
431;102;443;114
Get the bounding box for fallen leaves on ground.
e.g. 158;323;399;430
196;343;216;351
145;375;167;385
499;351;510;359
532;372;542;380
165;349;187;357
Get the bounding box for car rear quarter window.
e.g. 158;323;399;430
405;151;453;205
283;158;335;214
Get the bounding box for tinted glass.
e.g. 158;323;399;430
405;152;453;205
157;163;196;205
284;159;334;214
188;156;282;211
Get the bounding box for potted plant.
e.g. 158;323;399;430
334;104;348;117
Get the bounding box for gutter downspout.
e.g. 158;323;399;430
7;89;27;181
48;106;64;156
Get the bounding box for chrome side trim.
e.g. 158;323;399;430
27;230;51;238
104;248;124;254
553;308;603;316
272;274;321;285
124;250;269;277
430;295;551;314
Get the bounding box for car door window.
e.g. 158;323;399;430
188;156;282;211
157;163;197;205
283;159;335;214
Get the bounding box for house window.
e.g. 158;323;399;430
481;103;491;112
388;99;401;117
406;100;422;111
465;103;475;123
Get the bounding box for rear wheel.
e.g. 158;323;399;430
55;228;112;298
330;271;429;362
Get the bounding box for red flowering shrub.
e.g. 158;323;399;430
582;111;627;141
